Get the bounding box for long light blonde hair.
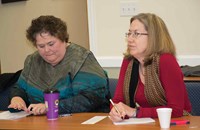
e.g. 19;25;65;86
124;13;176;66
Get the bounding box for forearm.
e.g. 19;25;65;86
137;104;184;118
10;85;30;106
58;91;106;114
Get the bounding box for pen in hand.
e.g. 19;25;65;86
109;99;124;119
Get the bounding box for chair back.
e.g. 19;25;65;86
185;81;200;116
108;78;118;98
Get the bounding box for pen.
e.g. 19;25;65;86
170;120;190;125
109;99;124;119
59;113;72;117
136;102;140;108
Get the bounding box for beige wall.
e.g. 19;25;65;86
89;0;200;56
0;0;89;73
1;0;200;79
88;0;200;78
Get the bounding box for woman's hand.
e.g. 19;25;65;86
109;102;136;122
28;103;47;115
8;96;28;112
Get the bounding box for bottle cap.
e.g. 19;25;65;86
43;88;59;94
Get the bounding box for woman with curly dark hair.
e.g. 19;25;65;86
9;15;110;115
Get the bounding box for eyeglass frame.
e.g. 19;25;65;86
125;31;148;39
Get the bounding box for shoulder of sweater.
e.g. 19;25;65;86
122;58;131;64
26;51;41;59
68;42;91;54
25;51;44;65
160;53;177;63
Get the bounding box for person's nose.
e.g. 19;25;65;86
127;36;134;43
44;46;50;52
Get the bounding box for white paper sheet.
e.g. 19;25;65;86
112;117;155;125
81;116;107;124
0;111;31;120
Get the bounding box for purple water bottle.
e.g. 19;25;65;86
44;88;59;120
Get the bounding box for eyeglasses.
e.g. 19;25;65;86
125;31;148;39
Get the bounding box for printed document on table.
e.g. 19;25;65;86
0;111;31;120
112;118;155;125
81;116;107;124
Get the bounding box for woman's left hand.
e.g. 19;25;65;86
28;103;47;115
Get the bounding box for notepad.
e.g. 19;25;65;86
112;118;155;125
81;116;107;124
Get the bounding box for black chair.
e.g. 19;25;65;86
108;78;118;98
185;82;200;116
0;70;21;110
0;86;11;110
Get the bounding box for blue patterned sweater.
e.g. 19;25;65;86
10;43;110;114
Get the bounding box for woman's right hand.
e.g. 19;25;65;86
109;106;124;122
8;97;28;112
109;102;127;122
109;102;136;122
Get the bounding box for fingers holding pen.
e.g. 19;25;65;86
115;103;127;118
109;101;127;122
109;100;137;122
109;108;123;122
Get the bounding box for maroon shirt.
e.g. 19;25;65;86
112;53;191;118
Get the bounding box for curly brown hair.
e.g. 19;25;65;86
26;15;69;46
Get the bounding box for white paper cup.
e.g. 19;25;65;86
156;108;172;129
